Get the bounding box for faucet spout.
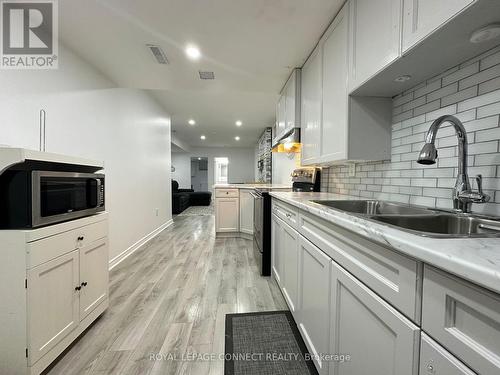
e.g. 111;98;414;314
417;115;486;213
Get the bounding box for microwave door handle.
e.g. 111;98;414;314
94;178;102;208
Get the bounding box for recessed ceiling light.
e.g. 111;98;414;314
188;119;196;125
200;135;206;140
235;136;240;141
198;157;201;160
394;75;412;83
470;24;500;43
185;45;201;60
235;120;242;126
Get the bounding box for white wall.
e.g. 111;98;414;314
0;45;172;263
172;146;255;191
272;152;298;185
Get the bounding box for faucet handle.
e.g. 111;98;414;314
475;174;484;195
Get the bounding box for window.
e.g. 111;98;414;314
214;157;229;184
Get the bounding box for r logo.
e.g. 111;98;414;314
2;1;53;54
0;0;58;69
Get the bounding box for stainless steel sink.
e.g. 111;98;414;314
311;199;500;238
369;214;500;238
311;200;435;215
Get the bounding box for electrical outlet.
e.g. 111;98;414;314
348;163;356;177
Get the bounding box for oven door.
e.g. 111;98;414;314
32;171;105;227
252;191;263;253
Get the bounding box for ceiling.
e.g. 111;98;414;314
59;0;345;147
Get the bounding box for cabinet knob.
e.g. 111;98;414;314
426;363;435;374
81;282;88;287
75;286;81;291
77;236;84;241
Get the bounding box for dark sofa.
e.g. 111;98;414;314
172;180;212;214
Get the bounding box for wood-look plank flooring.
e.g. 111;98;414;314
44;214;287;375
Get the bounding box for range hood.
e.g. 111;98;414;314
271;128;301;153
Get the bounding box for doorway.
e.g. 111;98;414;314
190;157;209;191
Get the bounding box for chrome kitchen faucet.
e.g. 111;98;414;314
417;115;490;213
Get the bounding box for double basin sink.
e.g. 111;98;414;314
311;200;500;238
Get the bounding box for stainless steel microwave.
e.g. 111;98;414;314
0;170;105;228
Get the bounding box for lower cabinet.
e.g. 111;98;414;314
79;238;109;320
272;213;299;312
329;261;420;375
420;333;476;375
239;189;254;235
27;250;80;365
298;235;332;375
215;197;239;232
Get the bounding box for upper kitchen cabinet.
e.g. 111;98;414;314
301;3;393;165
274;69;301;143
402;0;476;53
348;0;402;92
301;47;322;164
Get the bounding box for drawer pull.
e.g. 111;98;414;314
81;282;88;287
285;213;292;218
75;286;81;291
77;236;84;241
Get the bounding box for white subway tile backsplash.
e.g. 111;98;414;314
414;79;441;99
481;50;500;70
457;88;500;112
476;127;500;143
427;83;458;102
442;62;479;86
459;63;500;90
322;47;500;216
441;86;478;107
477;101;500;119
479;76;500;95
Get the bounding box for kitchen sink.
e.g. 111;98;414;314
311;199;500;238
370;214;500;238
311;200;435;216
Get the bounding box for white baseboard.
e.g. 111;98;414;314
108;219;173;270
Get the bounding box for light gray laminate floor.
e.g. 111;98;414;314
45;214;287;375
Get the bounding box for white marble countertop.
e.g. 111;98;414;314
214;183;292;190
270;192;500;295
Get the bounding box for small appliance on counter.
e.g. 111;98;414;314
253;167;320;276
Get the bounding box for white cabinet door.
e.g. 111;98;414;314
215;198;239;232
348;0;402;91
420;333;476;375
79;238;108;321
285;72;296;134
301;46;322;165
27;250;79;365
281;222;300;314
271;213;284;285
329;260;420;375
320;4;349;162
402;0;475;53
298;235;331;375
239;190;254;235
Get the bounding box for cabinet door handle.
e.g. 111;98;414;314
75;286;81;291
77;236;84;241
81;282;88;287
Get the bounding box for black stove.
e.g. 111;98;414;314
253;168;321;276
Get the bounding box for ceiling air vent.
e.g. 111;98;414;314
147;44;169;64
199;71;215;80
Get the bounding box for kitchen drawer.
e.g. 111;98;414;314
298;210;421;322
272;199;299;230
422;266;500;375
215;188;239;198
27;220;108;268
420;333;476;375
